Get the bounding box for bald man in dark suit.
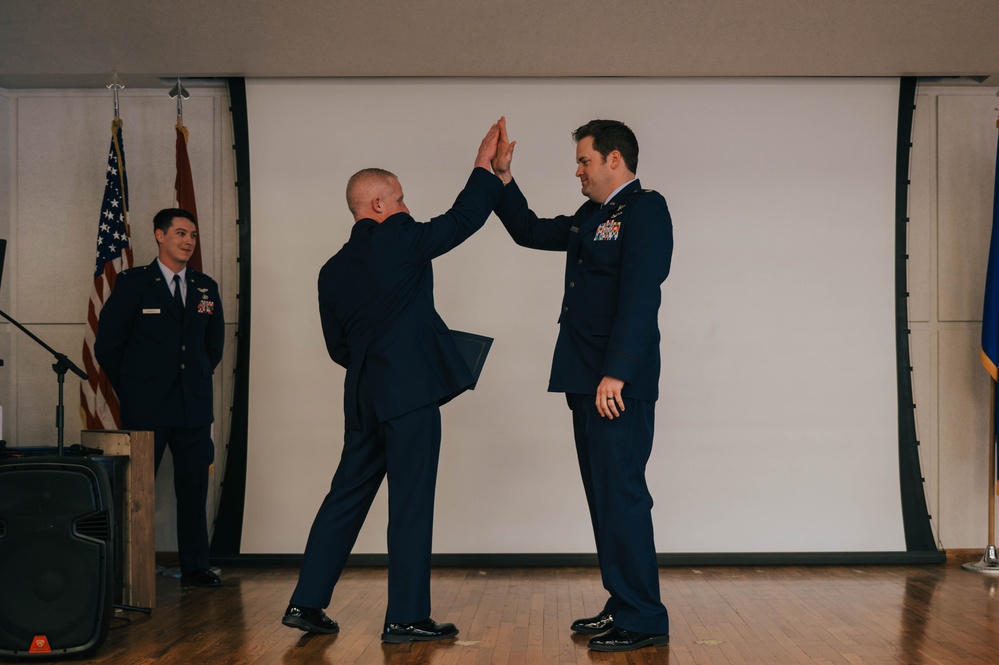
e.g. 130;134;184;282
282;121;503;643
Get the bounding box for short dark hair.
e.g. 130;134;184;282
153;208;196;234
572;119;639;174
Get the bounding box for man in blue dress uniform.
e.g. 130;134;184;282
95;208;225;588
282;121;504;642
491;118;673;652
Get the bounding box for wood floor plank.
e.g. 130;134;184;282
4;563;999;664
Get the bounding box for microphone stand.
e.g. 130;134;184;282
0;307;87;454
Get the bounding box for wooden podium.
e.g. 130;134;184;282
81;430;156;609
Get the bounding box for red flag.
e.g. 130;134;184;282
175;122;203;272
81;117;133;429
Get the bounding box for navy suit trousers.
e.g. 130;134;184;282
566;394;669;635
291;386;443;624
152;425;214;573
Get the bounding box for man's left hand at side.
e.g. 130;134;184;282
596;376;625;419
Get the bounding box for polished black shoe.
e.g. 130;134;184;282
381;618;459;643
282;604;340;634
570;611;614;635
180;568;222;588
588;626;670;652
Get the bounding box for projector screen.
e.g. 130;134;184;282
241;78;904;554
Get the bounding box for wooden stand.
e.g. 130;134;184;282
81;429;156;608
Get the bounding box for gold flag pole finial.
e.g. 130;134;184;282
106;71;125;119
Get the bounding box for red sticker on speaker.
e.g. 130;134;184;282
29;635;51;653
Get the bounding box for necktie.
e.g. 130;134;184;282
173;274;184;312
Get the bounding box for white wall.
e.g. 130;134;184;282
1;86;238;552
0;89;13;428
909;84;999;549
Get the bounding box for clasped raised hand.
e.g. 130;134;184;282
492;116;516;184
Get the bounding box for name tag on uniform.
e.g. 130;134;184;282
142;308;161;314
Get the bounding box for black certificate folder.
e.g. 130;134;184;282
452;330;493;388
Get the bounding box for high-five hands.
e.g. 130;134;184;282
474;120;502;170
492;116;516;184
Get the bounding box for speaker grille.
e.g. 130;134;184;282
74;512;110;542
0;457;113;656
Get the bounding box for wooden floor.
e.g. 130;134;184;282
10;562;999;664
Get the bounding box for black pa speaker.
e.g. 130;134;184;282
0;456;114;658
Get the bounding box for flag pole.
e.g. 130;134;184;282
991;381;997;547
169;77;189;127
963;380;999;573
965;112;999;574
107;70;124;119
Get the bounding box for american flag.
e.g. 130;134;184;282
80;117;133;429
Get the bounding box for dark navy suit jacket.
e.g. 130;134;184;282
95;259;225;429
319;167;503;427
495;179;673;400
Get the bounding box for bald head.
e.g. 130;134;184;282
346;168;409;223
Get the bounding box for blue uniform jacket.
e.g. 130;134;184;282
319;167;503;427
495;178;673;400
95;260;225;428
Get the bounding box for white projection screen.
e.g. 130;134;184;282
241;78;905;555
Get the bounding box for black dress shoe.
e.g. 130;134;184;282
282;604;340;634
570;611;614;634
588;626;670;652
381;618;459;643
180;569;222;587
